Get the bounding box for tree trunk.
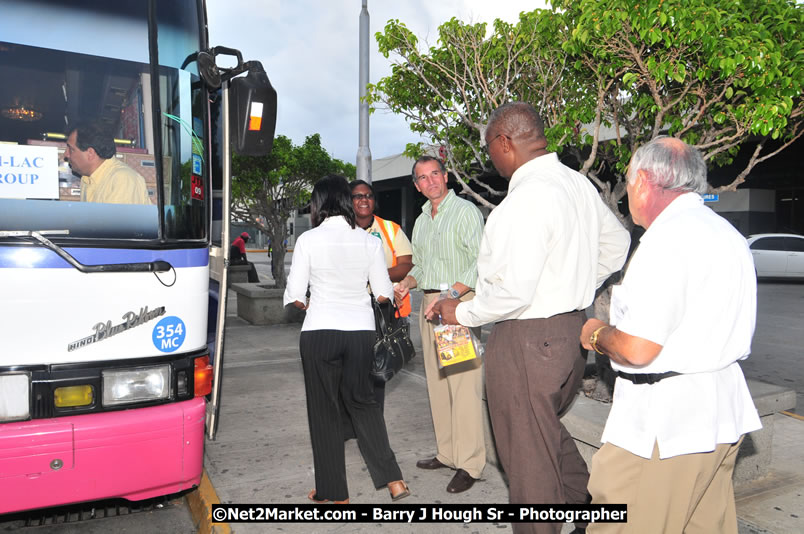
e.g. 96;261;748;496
267;224;288;289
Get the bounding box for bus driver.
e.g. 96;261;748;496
64;122;151;205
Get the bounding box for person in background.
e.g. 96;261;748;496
579;137;761;533
64;122;150;205
394;155;486;495
349;179;413;406
430;102;630;534
230;231;260;283
283;174;410;503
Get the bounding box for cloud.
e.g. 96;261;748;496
207;0;545;163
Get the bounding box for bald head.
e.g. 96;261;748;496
486;102;547;146
485;102;550;178
627;137;707;194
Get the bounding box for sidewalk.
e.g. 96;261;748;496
200;253;803;533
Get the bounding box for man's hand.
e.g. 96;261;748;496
580;318;607;351
580;318;663;367
292;300;308;311
426;298;461;325
394;275;416;307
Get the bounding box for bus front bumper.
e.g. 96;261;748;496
0;398;205;514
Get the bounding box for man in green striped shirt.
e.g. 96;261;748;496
394;155;486;494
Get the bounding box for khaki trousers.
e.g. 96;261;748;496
419;291;486;479
587;437;743;534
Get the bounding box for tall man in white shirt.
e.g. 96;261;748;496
430;102;630;534
579;137;761;533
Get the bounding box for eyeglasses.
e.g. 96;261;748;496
351;193;374;200
414;169;444;184
485;134;504;154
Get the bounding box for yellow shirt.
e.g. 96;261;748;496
80;157;151;205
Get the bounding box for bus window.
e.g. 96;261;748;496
0;41;159;239
0;0;208;244
157;0;206;241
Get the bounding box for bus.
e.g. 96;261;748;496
0;0;276;513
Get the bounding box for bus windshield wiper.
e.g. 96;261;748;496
0;230;172;273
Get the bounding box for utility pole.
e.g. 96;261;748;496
356;0;372;183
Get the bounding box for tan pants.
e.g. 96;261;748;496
587;437;743;534
419;291;486;479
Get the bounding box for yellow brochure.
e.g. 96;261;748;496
433;324;479;368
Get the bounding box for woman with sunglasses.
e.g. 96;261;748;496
347;180;413;412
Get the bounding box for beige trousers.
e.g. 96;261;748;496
418;291;486;479
587;437;743;534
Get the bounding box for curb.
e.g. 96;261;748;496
186;470;231;534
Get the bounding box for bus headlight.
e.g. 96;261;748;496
0;373;30;422
102;365;170;406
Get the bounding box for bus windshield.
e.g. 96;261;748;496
0;0;207;243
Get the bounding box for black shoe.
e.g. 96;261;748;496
446;469;476;493
416;457;449;470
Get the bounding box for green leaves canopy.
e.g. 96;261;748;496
369;0;803;211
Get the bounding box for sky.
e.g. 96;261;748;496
206;0;548;164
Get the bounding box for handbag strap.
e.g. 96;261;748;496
371;294;401;335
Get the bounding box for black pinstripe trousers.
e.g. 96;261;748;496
299;329;403;501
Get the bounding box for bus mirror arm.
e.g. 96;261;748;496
3;231;173;274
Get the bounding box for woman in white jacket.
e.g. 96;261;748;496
284;174;410;503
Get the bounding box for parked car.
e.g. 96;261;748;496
747;233;804;279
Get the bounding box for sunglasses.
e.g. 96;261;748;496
351;193;374;200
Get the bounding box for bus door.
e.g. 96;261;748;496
198;47;276;439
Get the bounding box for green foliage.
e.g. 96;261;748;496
230;134;353;287
370;0;803;209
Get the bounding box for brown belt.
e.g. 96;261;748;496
422;289;441;294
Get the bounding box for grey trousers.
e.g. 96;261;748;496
485;312;590;534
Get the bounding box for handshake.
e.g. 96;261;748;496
394;276;462;325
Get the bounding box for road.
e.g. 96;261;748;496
741;280;804;413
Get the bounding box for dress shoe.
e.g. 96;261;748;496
416;456;449;470
307;489;349;504
387;480;411;501
446;469;476;493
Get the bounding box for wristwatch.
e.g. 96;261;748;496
448;288;461;299
589;326;607;355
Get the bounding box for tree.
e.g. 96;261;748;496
370;0;802;400
369;0;803;215
231;134;355;288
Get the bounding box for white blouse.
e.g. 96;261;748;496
283;216;393;332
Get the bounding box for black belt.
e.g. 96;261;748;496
617;371;681;385
422;289;441;294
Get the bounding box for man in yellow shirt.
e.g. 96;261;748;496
64;123;151;205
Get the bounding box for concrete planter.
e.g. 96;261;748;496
557;379;795;489
230;283;305;325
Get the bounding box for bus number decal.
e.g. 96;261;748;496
152;316;187;353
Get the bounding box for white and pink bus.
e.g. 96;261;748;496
0;0;275;513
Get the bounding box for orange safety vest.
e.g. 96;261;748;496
374;216;412;317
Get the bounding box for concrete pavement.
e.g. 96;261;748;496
195;252;803;533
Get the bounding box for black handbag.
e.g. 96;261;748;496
370;296;416;383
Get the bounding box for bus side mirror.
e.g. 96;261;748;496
229;62;277;157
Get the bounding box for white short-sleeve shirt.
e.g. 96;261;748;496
603;193;761;459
